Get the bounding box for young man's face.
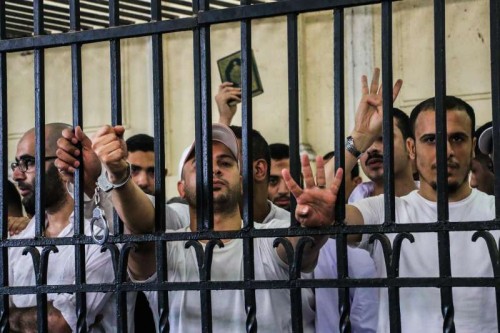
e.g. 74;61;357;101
128;150;156;195
180;141;241;213
470;157;495;195
360;118;411;183
409;109;475;199
268;158;291;211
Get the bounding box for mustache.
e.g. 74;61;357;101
16;181;32;191
365;152;384;164
431;161;460;170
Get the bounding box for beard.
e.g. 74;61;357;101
21;164;67;215
183;180;241;215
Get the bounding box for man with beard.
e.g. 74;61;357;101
310;93;498;332
268;143;292;211
348;108;417;203
126;134;162;196
57;123;334;332
9;123;115;332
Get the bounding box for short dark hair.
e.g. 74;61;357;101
393;108;412;140
126;134;154;153
269;143;289;160
229;125;271;179
323;150;359;180
410;96;476;137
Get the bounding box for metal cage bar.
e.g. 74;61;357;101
333;9;351;333
239;0;258;331
0;1;9;331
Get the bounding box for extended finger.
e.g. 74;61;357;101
315;156;326;187
370;68;380;95
361;75;368;95
392;79;403;102
330;168;344;196
300;154;316;189
282;168;303;199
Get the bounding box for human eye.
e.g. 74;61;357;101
269;176;278;186
24;158;36;169
421;135;436;144
130;165;141;175
450;134;465;143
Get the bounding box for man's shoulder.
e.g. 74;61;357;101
265;202;290;222
348;181;375;203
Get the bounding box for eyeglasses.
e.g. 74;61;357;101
10;156;57;173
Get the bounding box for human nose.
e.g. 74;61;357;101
446;140;455;158
12;166;26;181
277;179;288;194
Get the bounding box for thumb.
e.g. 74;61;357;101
113;125;126;138
75;126;93;149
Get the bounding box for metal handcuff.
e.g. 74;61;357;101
90;163;132;245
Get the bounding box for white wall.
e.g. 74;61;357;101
6;0;492;198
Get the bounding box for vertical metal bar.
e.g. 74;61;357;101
433;0;455;332
195;0;214;235
286;10;303;333
381;0;395;225
380;1;401;331
110;0;124;238
193;0;213;331
287;12;300;229
240;1;257;331
69;1;88;331
489;0;500;326
333;9;351;333
108;0;128;330
33;0;48;332
150;1;170;333
0;1;9;331
491;0;500;218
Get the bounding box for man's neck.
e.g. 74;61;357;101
45;195;74;238
418;182;472;202
252;183;271;223
188;205;242;235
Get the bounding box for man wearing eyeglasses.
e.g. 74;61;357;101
9;123;116;332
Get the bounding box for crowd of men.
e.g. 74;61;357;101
5;68;498;332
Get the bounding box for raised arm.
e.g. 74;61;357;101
325;68;403;188
215;82;241;126
91;125;155;234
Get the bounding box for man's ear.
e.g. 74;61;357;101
177;180;186;198
406;138;416;160
253;159;268;183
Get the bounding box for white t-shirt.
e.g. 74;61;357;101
136;219;315;333
352;189;498;333
9;215;115;332
262;201;291;224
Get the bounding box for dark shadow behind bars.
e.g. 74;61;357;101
0;0;499;332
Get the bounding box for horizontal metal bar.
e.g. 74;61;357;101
4;277;500;296
0;17;196;52
1;220;499;248
197;0;382;24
